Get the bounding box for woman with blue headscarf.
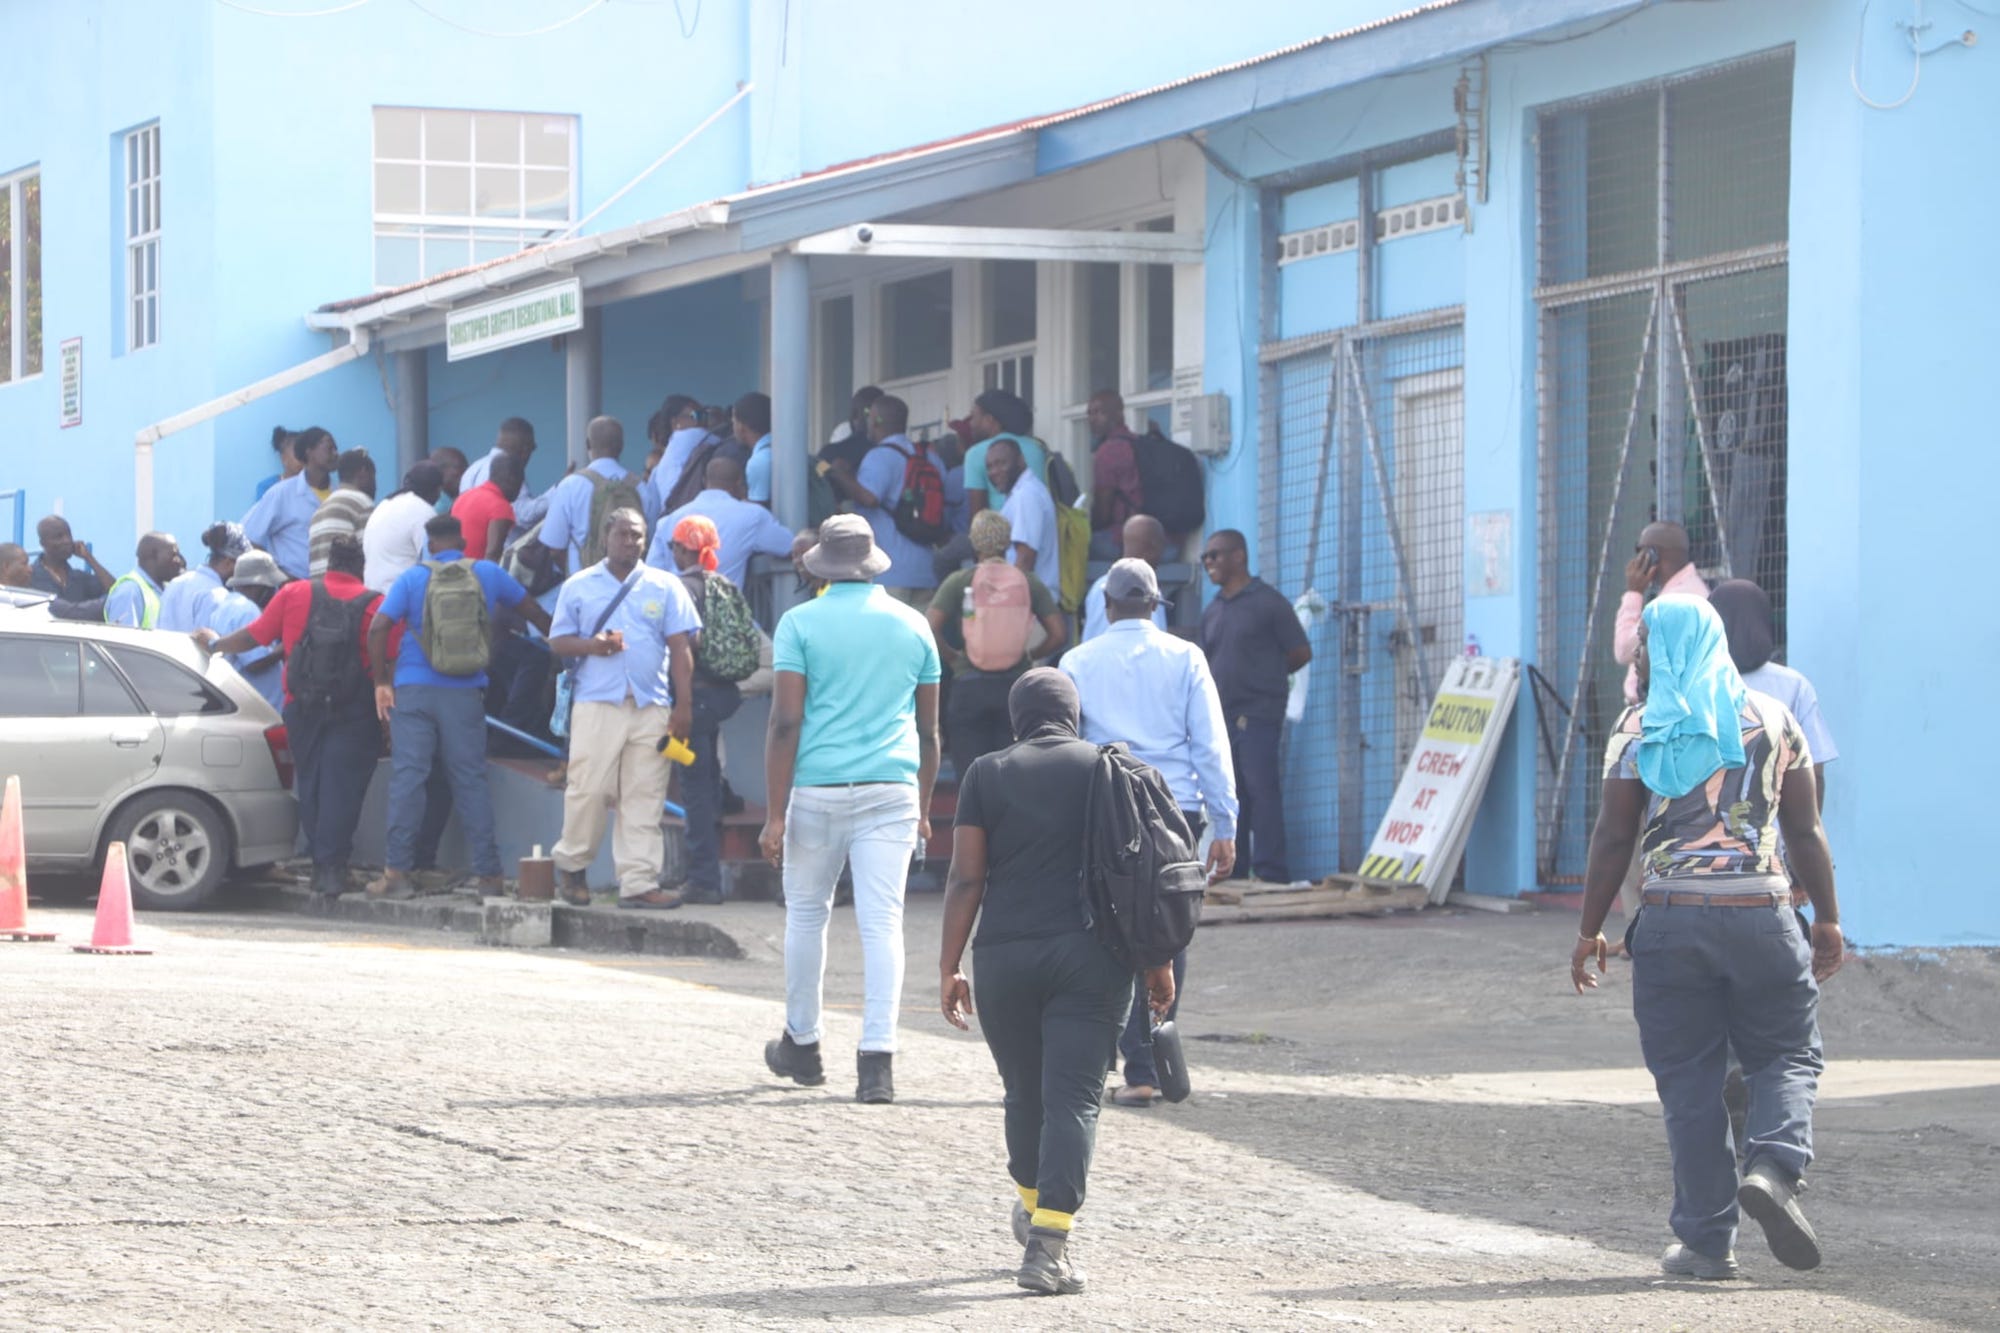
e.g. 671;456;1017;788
1571;595;1845;1281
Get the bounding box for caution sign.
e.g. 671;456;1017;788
1357;657;1520;904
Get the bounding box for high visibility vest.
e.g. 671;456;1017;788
107;573;161;630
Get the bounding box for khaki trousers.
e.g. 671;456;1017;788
553;698;671;897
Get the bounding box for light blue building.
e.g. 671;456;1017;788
1;0;1992;945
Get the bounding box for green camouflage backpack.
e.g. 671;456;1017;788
581;470;647;568
697;572;759;683
418;560;493;676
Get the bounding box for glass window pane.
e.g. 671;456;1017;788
374;162;420;215
374;107;421;159
0;639;78;716
422;231;470;277
1143;263;1173;392
424;109;471;161
145;294;157;347
107;647;225;715
424;164;471;217
82;646;140;716
473;234;523;263
0;186;11;382
1076;263;1120;399
881;269;952;380
818;295;854;438
980;259;1036;349
375;230;421;287
22;180;37;377
474;112;521;165
522;168;569;221
525;115;571;167
474;166;521;219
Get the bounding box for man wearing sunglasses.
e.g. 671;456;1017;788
1198;529;1311;884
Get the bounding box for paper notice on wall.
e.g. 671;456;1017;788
59;338;82;429
1355;655;1520;904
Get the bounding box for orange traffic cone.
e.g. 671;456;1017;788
73;842;152;956
0;776;55;943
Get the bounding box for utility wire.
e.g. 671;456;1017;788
400;0;607;38
214;0;370;15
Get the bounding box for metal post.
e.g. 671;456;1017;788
393;350;429;479
564;310;601;470
769;250;811;532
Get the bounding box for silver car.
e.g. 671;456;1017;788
0;595;298;909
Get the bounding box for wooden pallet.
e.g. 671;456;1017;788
1200;875;1428;924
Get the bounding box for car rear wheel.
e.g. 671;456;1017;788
105;793;233;911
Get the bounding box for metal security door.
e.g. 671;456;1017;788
1261;310;1464;878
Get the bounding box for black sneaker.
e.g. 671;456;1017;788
764;1032;826;1087
1017;1226;1084;1295
856;1050;894;1104
1739;1164;1821;1270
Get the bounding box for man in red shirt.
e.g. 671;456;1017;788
452;452;523;561
1087;389;1145;559
198;534;387;899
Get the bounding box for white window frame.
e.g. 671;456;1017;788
0;166;41;383
371;107;579;289
124;124;160;352
1054;213;1181;456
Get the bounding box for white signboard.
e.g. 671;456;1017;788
59;338;82;428
1357;655;1520;904
445;278;583;362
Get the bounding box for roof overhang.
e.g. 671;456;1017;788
1033;0;1660;172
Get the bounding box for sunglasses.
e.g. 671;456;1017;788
1200;550;1231;563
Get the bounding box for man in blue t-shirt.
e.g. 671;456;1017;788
758;514;941;1105
365;513;552;900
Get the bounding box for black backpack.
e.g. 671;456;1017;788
1080;742;1208;969
1132;425;1207;536
662;432;729;514
287;580;375;710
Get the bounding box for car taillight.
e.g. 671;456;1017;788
264;725;295;790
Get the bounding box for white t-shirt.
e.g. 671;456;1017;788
1741;661;1838;764
361;490;438;594
999;469;1060;582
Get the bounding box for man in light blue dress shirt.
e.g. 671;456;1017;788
1081;515;1169;642
650;456;796;588
538;416;658;574
826;394;939;603
1061;558;1237;1107
735;392;775;506
547;507;701;910
243;429;339;578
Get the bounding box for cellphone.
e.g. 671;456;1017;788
1637;545;1659;570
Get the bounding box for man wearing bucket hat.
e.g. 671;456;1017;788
760;514;942;1105
214;551;289;712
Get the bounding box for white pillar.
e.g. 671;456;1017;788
393;350;429;479
770;251;811;531
564;310;601;469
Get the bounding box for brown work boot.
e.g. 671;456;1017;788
364;870;415;901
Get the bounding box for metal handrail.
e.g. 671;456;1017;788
485;715;687;819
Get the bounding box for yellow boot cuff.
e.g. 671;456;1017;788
1015;1185;1038;1212
1030;1207;1075;1233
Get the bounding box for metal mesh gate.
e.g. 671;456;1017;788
1534;51;1793;881
1261;310;1465;879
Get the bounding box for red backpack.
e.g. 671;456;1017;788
886;440;950;546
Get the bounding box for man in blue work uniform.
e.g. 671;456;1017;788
547;506;700;910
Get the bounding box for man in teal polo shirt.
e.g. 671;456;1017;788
759;514;942;1105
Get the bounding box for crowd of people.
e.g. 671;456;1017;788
1;407;1850;1296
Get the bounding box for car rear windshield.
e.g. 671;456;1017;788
104;645;232;716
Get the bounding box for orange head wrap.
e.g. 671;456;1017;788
673;514;721;572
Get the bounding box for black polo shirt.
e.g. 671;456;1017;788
31;558;106;604
1199;577;1308;724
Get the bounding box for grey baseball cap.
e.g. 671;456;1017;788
228;551;288;591
1104;557;1170;606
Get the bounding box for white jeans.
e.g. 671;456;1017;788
783;782;921;1053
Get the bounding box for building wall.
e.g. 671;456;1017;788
1196;0;1997;944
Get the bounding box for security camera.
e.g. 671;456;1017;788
855;226;874;244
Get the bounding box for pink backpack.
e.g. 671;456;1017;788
963;561;1034;671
